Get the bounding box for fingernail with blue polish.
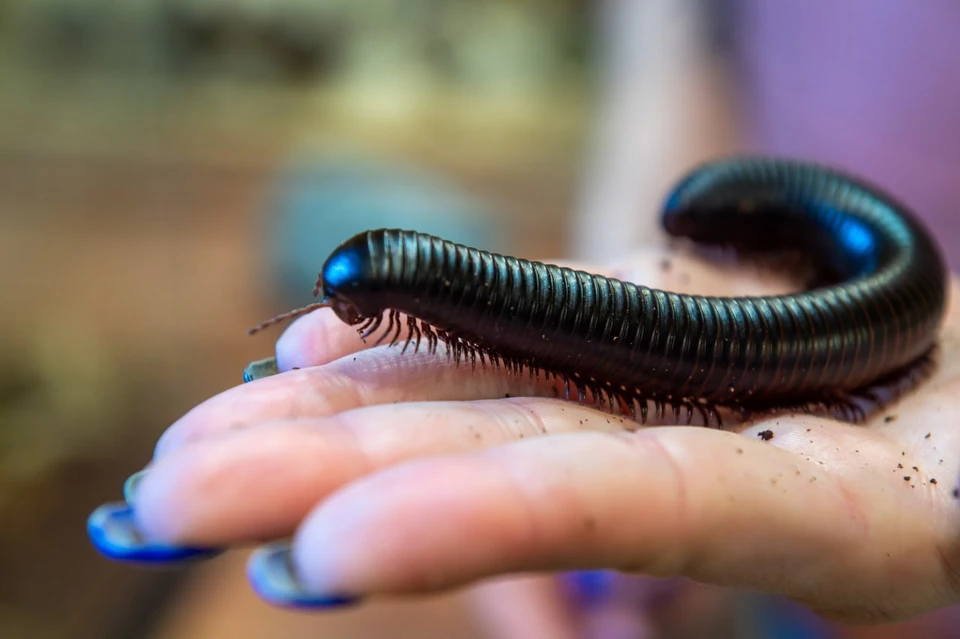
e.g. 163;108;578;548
248;542;359;609
564;570;617;606
87;502;222;563
244;357;279;383
123;469;149;505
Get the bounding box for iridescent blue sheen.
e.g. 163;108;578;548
321;241;369;293
835;216;878;272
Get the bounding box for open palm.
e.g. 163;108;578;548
124;243;960;627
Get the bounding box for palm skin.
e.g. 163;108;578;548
129;243;960;629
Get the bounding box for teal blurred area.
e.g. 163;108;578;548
262;153;506;310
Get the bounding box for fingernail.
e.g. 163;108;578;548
87;502;222;563
564;570;617;606
244;356;279;383
123;469;149;505
248;541;360;609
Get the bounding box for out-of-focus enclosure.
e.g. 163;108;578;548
2;1;959;638
0;2;592;638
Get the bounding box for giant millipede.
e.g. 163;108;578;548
249;156;949;427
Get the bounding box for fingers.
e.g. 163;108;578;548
273;425;946;621
273;307;367;371
273;307;422;371
155;343;578;458
136;397;630;544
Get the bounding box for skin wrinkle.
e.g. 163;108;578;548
605;430;692;578
834;470;870;541
461;434;645;579
490;398;568;439
482;447;588;573
351;455;546;593
299;413;375;483
337;403;498;468
625;431;860;597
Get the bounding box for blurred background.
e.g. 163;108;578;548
0;1;957;638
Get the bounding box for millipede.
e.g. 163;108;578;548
249;156;949;427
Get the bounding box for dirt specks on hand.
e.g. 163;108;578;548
884;414;898;423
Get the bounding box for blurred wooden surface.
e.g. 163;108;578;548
0;121;578;637
0;149;270;639
0;4;591;636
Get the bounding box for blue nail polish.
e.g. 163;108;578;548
87;503;222;563
123;470;149;505
244;357;279;383
564;570;617;606
248;542;359;609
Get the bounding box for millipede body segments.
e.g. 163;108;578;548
251;157;949;425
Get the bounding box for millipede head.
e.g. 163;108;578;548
248;237;380;336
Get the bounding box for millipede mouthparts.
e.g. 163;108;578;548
249;156;949;427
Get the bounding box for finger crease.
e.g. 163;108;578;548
614;431;692;576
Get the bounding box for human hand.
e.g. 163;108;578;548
87;243;960;630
